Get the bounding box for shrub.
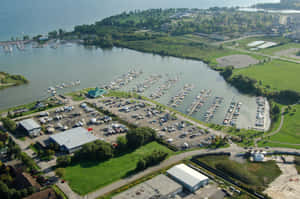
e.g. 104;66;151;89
56;155;71;167
136;150;168;171
126;127;157;149
55;168;65;178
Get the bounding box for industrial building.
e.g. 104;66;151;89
166;164;209;192
18;118;41;137
49;127;98;153
112;174;182;199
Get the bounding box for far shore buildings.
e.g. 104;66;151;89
49;127;98;153
18;118;41;137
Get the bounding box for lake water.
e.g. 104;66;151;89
0;0;279;41
0;0;276;128
0;44;259;129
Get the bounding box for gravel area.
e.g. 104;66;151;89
217;54;259;68
274;48;300;60
264;156;300;199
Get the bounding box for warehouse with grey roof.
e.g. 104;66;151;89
49;127;98;153
166;164;209;192
18;118;41;137
112;174;182;199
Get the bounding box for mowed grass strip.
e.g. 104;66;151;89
234;59;300;92
266;104;300;144
64;142;173;195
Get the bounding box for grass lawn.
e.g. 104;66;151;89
64;142;174;195
197;155;281;191
258;140;300;150
234;59;300;92
260;104;300;145
121;36;250;66
259;42;300;56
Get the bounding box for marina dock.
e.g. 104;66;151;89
187;89;211;116
204;96;224;122
223;98;242;126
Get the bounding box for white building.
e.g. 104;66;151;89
166;164;209;192
18;119;41;137
49;127;98;153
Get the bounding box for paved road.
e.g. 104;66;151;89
80;145;300;199
214;34;266;45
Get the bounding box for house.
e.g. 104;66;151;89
24;188;57;199
88;88;107;98
49;127;98;153
166;164;209;192
18;119;41;137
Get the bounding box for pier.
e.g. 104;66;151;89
187;89;211;116
223;98;242;126
204;96;224;122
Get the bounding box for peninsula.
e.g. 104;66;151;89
0;71;28;89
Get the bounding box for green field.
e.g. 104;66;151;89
259;104;300;148
226;36;290;50
120;36;253;66
197;155;281;191
234;59;300;92
259;42;300;56
64;142;173;195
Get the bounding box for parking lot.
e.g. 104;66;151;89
32;102;128;144
96;97;216;149
22;96;218;150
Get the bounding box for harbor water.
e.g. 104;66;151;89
0;44;262;129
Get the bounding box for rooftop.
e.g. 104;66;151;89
19;118;41;131
167;164;208;188
113;174;182;199
50;127;98;150
24;188;57;199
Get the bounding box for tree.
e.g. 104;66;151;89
48;30;58;38
220;66;233;80
23;35;30;41
0;180;10;199
55;168;65;178
116;136;127;152
126;127;157;149
56;155;71;167
74;140;113;162
1;118;17;132
135;150;168;171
